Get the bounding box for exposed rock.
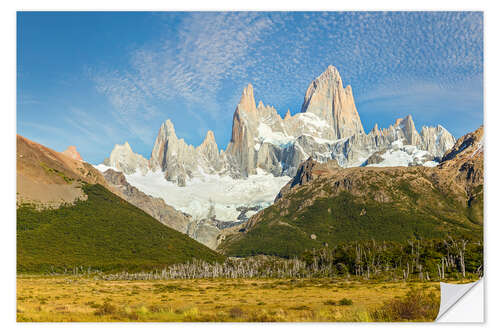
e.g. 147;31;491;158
220;126;483;255
104;65;456;183
420;125;456;157
17;135;111;207
61;146;83;161
437;126;484;222
103;169;192;233
300;65;364;139
186;219;221;250
276;157;340;201
105;142;149;175
149;120;228;185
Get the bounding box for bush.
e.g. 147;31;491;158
94;302;117;316
228;307;244;319
371;289;439;321
338;298;353;306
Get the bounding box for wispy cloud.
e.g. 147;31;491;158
63;107;123;145
91;12;483;143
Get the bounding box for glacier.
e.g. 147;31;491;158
95;164;290;222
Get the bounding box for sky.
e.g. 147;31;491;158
17;11;483;164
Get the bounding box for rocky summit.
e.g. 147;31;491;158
220;126;483;257
96;65;460;248
102;65;456;185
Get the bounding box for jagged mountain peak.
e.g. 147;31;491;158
106;141;149;175
104;65;457;186
301;65;364;139
397;114;413;124
440;125;483;164
321;64;342;79
204;130;215;142
160;119;178;138
198;130;218;152
369;123;380;135
238;83;257;113
111;141;132;152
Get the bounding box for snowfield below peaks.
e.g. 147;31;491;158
256;123;294;148
95;164;290;222
368;141;439;168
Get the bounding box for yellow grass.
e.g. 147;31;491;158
17;275;442;322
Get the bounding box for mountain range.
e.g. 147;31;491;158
220;126;484;257
95;65;458;248
16;65;482;266
103;65;455;184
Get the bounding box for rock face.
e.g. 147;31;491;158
105;142;149;175
61;146;83;161
420;125;456;158
220;126;483;256
103;169;192;233
149;120;228;185
300;65;364;139
103;65;455;184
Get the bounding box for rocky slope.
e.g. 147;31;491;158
17;136;223;272
103;169;192;233
102;65;455;184
220;126;483;257
102;168;224;249
98;65;458;250
17;135;110;207
61;145;83;161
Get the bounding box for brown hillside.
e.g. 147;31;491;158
16;135;110;207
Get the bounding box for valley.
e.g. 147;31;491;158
95;66;462;248
16;65;484;323
17;276;445;322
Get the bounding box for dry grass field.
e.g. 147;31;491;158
17;275;444;322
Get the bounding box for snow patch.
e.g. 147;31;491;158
257;123;295;148
369;145;436;168
296;113;330;129
471;137;484;157
97;164;290;222
94;164;120;173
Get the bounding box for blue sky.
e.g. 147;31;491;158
17;12;483;164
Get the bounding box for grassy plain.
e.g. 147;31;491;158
17;275;444;322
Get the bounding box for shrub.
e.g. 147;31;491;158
148;304;164;313
371;289;439;321
94;301;117;316
339;298;353;306
228;306;245;319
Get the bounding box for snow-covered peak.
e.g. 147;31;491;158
104;142;149;175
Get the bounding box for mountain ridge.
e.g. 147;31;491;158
103;65;455;185
219;125;483;257
16;136;223;272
